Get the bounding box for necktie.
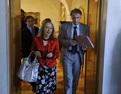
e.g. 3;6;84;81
72;26;77;54
73;26;77;39
31;27;35;36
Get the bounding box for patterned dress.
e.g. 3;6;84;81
36;46;57;94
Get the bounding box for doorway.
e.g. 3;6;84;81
9;0;101;94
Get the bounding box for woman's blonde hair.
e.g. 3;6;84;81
38;19;56;40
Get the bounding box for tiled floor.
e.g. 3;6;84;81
17;57;94;94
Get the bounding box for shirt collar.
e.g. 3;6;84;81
27;26;34;30
72;23;79;28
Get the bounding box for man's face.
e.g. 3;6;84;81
71;13;81;25
25;18;34;27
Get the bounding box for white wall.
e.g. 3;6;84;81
21;0;60;32
21;0;89;31
102;0;121;93
0;0;9;94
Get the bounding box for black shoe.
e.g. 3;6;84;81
32;87;36;93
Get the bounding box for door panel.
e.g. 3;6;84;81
85;0;101;94
9;0;21;94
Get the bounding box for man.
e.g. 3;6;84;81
21;16;39;58
58;8;89;94
21;16;39;92
21;9;27;30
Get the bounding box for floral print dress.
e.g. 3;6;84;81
36;46;57;94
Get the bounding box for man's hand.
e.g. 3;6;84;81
68;39;78;46
81;43;88;50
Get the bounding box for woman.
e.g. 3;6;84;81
31;19;59;94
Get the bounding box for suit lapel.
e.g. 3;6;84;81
25;28;32;39
79;23;84;35
67;23;72;39
34;27;38;35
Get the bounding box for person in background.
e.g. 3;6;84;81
21;16;39;58
21;9;27;30
31;19;59;94
41;18;51;24
21;15;39;92
58;8;90;94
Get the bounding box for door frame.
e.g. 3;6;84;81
95;0;108;94
5;0;108;94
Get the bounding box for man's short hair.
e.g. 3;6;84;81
25;16;34;22
70;8;82;16
21;9;25;13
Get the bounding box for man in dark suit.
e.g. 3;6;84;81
58;8;90;94
21;16;39;92
21;15;39;58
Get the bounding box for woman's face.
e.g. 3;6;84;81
44;22;53;37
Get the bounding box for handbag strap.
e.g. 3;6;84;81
28;50;34;59
28;51;38;63
32;56;38;63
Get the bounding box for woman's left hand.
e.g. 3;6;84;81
46;53;53;58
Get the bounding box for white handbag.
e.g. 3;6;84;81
17;51;40;82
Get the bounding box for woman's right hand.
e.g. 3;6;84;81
34;51;41;57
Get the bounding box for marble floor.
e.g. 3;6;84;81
17;57;94;94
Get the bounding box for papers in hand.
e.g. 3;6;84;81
75;35;94;48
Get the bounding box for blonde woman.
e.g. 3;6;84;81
31;19;59;94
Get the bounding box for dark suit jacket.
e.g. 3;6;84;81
21;26;39;58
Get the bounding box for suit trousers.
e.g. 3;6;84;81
62;52;81;94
